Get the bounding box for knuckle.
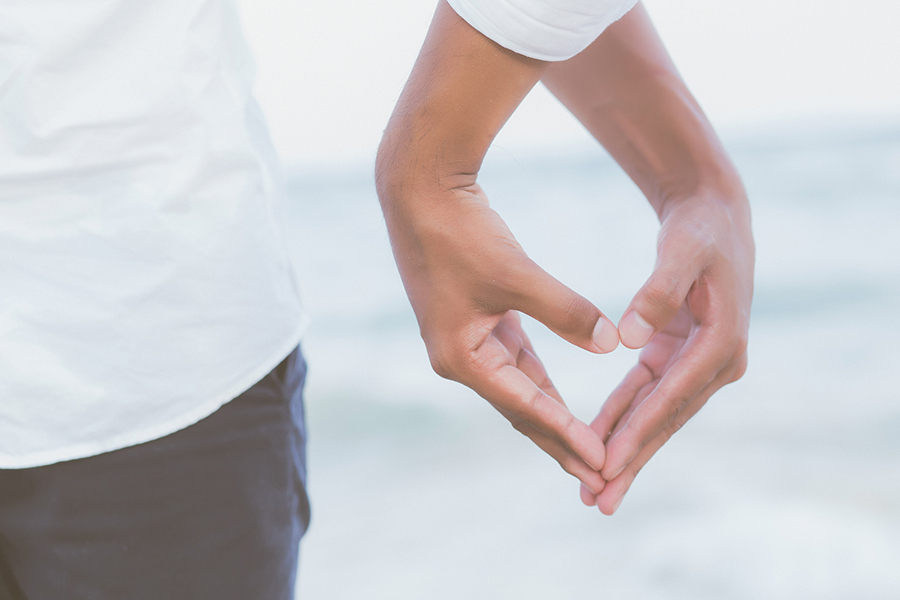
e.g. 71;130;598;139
428;346;463;381
429;355;451;379
557;457;581;480
428;352;455;379
559;294;596;337
529;368;555;395
642;276;684;317
728;352;749;383
556;411;577;440
733;332;749;360
520;386;543;413
653;393;691;437
503;386;545;423
429;338;501;383
509;418;529;436
625;458;645;481
623;460;640;481
667;411;691;436
536;374;554;392
662;398;684;429
619;421;648;455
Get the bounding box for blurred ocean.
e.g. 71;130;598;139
283;121;900;599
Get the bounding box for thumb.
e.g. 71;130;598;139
619;259;698;349
513;262;619;354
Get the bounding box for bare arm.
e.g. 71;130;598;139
543;3;754;514
376;1;621;496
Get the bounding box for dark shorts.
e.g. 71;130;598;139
0;346;310;600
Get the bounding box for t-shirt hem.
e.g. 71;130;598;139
446;0;638;62
0;315;310;470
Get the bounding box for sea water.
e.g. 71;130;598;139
284;122;900;599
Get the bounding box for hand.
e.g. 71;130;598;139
382;180;619;496
581;190;754;514
375;1;625;496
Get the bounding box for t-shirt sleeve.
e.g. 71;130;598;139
446;0;640;61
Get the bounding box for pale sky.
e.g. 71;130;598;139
235;0;900;166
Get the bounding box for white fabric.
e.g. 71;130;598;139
447;0;639;61
0;0;307;468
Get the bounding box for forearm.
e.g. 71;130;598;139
375;0;551;332
376;1;545;204
542;3;744;218
375;1;621;494
546;4;755;513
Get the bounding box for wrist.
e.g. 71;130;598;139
654;176;755;279
654;165;748;224
376;121;483;223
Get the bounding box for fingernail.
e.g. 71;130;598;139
592;317;619;353
618;311;655;349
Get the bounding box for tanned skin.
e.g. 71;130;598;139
376;1;753;514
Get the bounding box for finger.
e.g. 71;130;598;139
501;415;607;495
580;483;598;507
601;326;732;481
617;235;705;349
517;346;566;406
515;314;550;366
580;368;655;508
595;364;737;515
492;312;567;406
511;261;619;354
606;379;657;442
590;379;656;504
590;362;655;443
464;336;607;471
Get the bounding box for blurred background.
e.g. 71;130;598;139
235;0;900;597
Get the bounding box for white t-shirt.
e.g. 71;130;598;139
448;0;639;61
0;0;307;468
0;0;637;469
